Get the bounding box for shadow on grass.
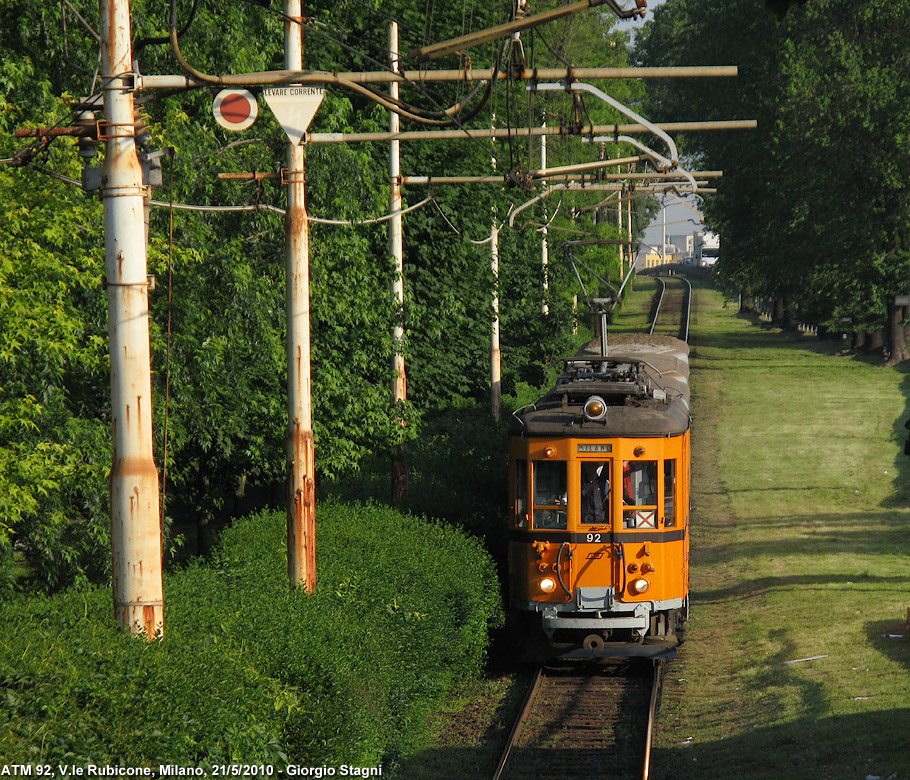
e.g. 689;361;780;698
693;571;910;605
692;509;910;564
866;618;910;674
692;298;899;365
650;707;910;780
391;706;910;780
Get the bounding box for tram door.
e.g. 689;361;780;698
572;460;614;594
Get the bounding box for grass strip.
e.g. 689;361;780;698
654;282;910;780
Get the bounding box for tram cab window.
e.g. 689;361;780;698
664;459;677;527
622;460;658;529
533;460;567;529
580;462;610;525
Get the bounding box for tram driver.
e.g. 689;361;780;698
581;462;609;524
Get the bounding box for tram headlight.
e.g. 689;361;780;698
629;578;650;595
583;395;607;421
539;577;557;593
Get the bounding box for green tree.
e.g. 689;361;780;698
0;48;111;587
0;0;656;587
636;0;910;357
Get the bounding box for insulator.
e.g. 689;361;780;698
134;105;151;149
75;110;98;161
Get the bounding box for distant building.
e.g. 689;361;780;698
669;234;695;254
641;250;683;270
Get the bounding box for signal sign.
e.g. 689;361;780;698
262;86;325;146
213;89;259;131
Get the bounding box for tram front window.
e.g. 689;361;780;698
623;460;657;529
580;462;610;524
533;460;567;529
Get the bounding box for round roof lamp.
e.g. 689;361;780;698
583;395;608;421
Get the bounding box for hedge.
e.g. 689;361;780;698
0;500;503;768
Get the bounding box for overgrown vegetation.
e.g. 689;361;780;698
0;501;503;766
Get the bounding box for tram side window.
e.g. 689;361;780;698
533;460;567;530
622;460;657;529
516;459;528;526
664;459;676;527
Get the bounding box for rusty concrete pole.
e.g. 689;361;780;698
285;0;316;591
388;21;408;504
491;221;502;423
100;0;164;637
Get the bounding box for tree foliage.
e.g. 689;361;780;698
635;0;910;353
1;0;652;588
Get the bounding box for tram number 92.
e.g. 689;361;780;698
585;533;603;543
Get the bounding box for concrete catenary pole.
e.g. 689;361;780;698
285;0;316;591
626;172;634;277
540;127;549;316
489;121;502;423
388;21;408;504
491;220;502;423
100;0;164;637
617;177;626;275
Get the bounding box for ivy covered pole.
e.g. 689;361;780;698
389;20;409;504
100;0;164;636
285;0;316;591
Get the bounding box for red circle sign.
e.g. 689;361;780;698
213;89;258;131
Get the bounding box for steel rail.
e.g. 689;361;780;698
649;276;667;336
682;275;692;343
495;661;662;779
642;659;663;780
491;666;544;780
649;274;692;342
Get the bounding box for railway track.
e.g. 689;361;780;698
493;659;663;780
649;274;691;342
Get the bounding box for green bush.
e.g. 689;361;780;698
0;501;503;767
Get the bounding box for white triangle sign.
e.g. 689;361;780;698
262;86;326;145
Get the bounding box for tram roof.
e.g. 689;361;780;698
512;334;690;438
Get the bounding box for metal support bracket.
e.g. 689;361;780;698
528;81;679;168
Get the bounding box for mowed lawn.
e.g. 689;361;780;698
654;283;910;780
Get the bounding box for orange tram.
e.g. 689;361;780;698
508;334;690;659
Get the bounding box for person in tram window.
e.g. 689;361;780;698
581;462;609;524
